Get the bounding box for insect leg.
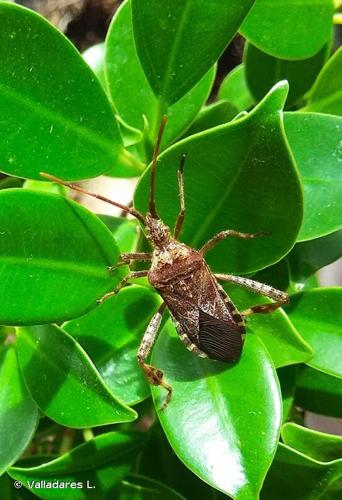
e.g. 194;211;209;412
200;230;269;255
108;252;152;271
173;154;186;239
97;270;148;304
214;274;288;317
137;303;172;410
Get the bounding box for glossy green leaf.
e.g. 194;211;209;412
287;288;342;378
287;230;342;282
225;285;313;368
82;43;107;90
282;423;342;462
284;112;342;240
151;321;281;499
182;101;238;138
0;2;122;181
295;366;342;418
99;215;140;254
16;324;136;427
0;189;125;325
245;42;329;106
139;424;218;500
105;1;215;147
261;443;342;499
241;0;334;60
0;345;38;475
135;83;303;274
306;46;342;116
131;0;255;105
23;179;67;196
118;474;186;500
64;286;161;406
9;431;146;499
218;64;254;112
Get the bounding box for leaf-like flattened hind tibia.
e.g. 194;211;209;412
198;309;243;362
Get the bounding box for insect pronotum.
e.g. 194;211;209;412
41;116;289;410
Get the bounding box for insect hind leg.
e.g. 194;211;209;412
137;303;172;410
214;273;288;318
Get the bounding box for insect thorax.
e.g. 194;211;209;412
148;239;202;288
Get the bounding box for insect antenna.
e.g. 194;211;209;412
149;115;167;219
40;172;146;224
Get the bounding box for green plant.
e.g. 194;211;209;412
0;0;341;498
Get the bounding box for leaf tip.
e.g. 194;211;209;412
256;80;289;115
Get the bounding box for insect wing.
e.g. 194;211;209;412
198;309;243;362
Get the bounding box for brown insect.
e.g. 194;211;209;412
42;117;288;409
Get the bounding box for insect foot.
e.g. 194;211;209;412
141;362;172;411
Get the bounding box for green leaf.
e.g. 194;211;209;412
225;285;313;368
287;230;342;282
306;46;342;116
99;215;140;254
241;0;334;60
23;179;67;195
0;2;122;181
0;189;125;325
138;424;218;500
282;423;342;462
105;0;215;147
118;474;186;500
261;443;342;500
151;321;281;499
284;112;342;241
295;366;342;418
182;100;238;138
0;345;38;475
82;42;107;90
16;324;136;427
131;0;255;105
64;286;161;406
135;83;303;274
244;42;329;107
9;431;146;499
287;288;342;378
218;64;254;111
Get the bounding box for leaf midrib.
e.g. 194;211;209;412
0;80;117;154
191;130;258;247
0;256;110;280
160;1;193;101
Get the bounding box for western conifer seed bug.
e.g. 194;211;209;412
42;116;289;410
